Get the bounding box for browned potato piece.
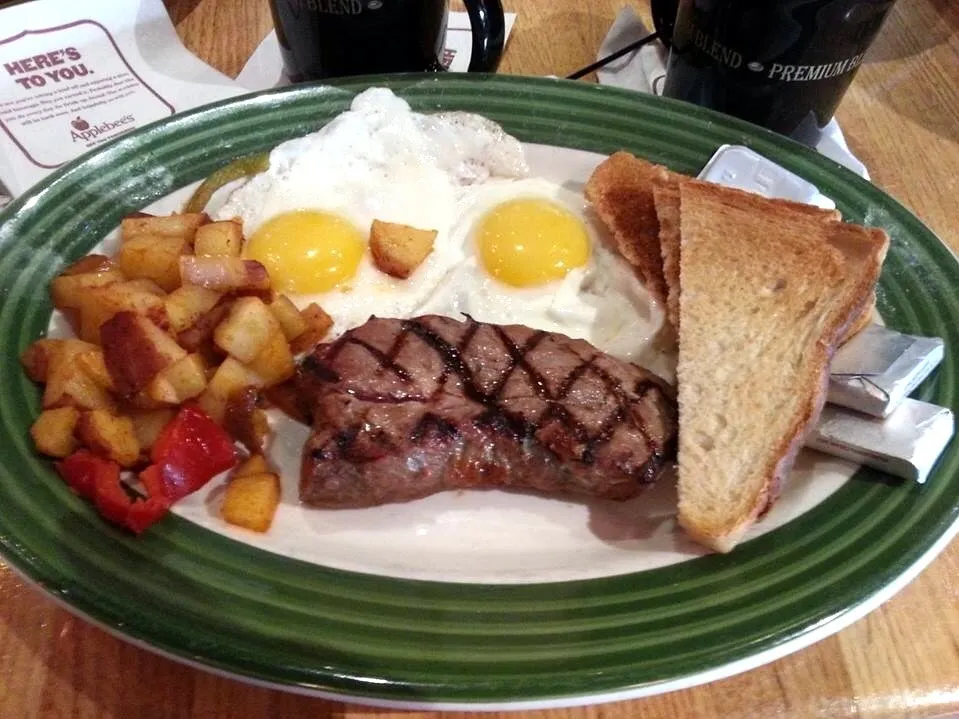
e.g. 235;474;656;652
43;340;115;410
147;353;207;404
221;472;281;532
196;358;264;424
129;408;176;453
76;410;140;467
100;312;187;396
246;329;295;387
234;454;270;479
165;285;223;333
214;296;279;363
77;282;168;343
118;234;190;292
269;295;308;341
122;390;168;412
61;254;114;276
179;256;270;293
20;338;66;383
224;387;270;454
369;219;436;279
193;220;243;257
289;303;333;355
176;299;233;354
121;278;167;296
121;212;207;242
75;348;115;391
51;264;125;311
30;407;80;457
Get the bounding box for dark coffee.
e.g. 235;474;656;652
661;0;896;145
269;0;504;82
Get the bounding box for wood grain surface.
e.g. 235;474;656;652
1;1;957;717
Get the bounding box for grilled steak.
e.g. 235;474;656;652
298;315;677;508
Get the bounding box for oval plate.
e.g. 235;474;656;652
0;75;956;710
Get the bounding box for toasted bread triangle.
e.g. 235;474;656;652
674;182;888;552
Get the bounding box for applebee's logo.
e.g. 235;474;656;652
70;114;135;143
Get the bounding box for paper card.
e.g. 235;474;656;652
0;0;245;199
1;21;175;168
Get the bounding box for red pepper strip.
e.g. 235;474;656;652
56;450;171;534
148;405;237;501
56;450;115;501
139;464;165;499
125;496;172;535
92;467;134;526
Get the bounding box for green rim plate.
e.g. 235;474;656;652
0;75;956;709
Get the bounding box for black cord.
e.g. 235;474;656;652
565;31;660;80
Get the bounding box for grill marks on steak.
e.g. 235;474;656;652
298;315;677;508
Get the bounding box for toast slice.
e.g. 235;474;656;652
584;152;679;308
652;177;841;334
587;152;855;335
674;182;888;552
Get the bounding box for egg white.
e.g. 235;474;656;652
215;88;665;369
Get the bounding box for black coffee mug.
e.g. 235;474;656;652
657;0;896;146
269;0;505;82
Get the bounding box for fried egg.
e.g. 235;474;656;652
216;88;663;367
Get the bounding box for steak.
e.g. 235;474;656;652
298;315;677;508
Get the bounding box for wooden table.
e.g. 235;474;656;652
2;1;957;717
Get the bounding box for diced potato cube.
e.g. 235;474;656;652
224;386;271;454
197;358;264;424
214;297;279;363
129;409;176;453
245;329;295;387
21;338;67;383
121;212;207;242
193;220;243;257
77;282;168;344
43;340;115;410
176;299;232;352
289;303;333;354
269;295;308;341
76;409;140;467
180;256;270;293
117;234;190;292
369;219;436;279
100;312;187;396
234;454;270;479
121;278;167;296
51;264;126;311
75;348;116;391
147;353;207;404
165;285;223;333
61;254;115;276
30;407;80;457
221;472;280;532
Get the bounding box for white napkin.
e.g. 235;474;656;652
596;8;869;179
237;12;517;90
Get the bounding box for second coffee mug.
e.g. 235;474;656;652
269;0;506;82
659;0;896;146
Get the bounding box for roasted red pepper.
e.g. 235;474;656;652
56;450;114;500
125;496;172;535
57;450;169;534
146;405;237;501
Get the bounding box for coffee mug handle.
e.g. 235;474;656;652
462;0;505;72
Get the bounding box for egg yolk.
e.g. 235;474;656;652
476;198;590;288
244;210;365;294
